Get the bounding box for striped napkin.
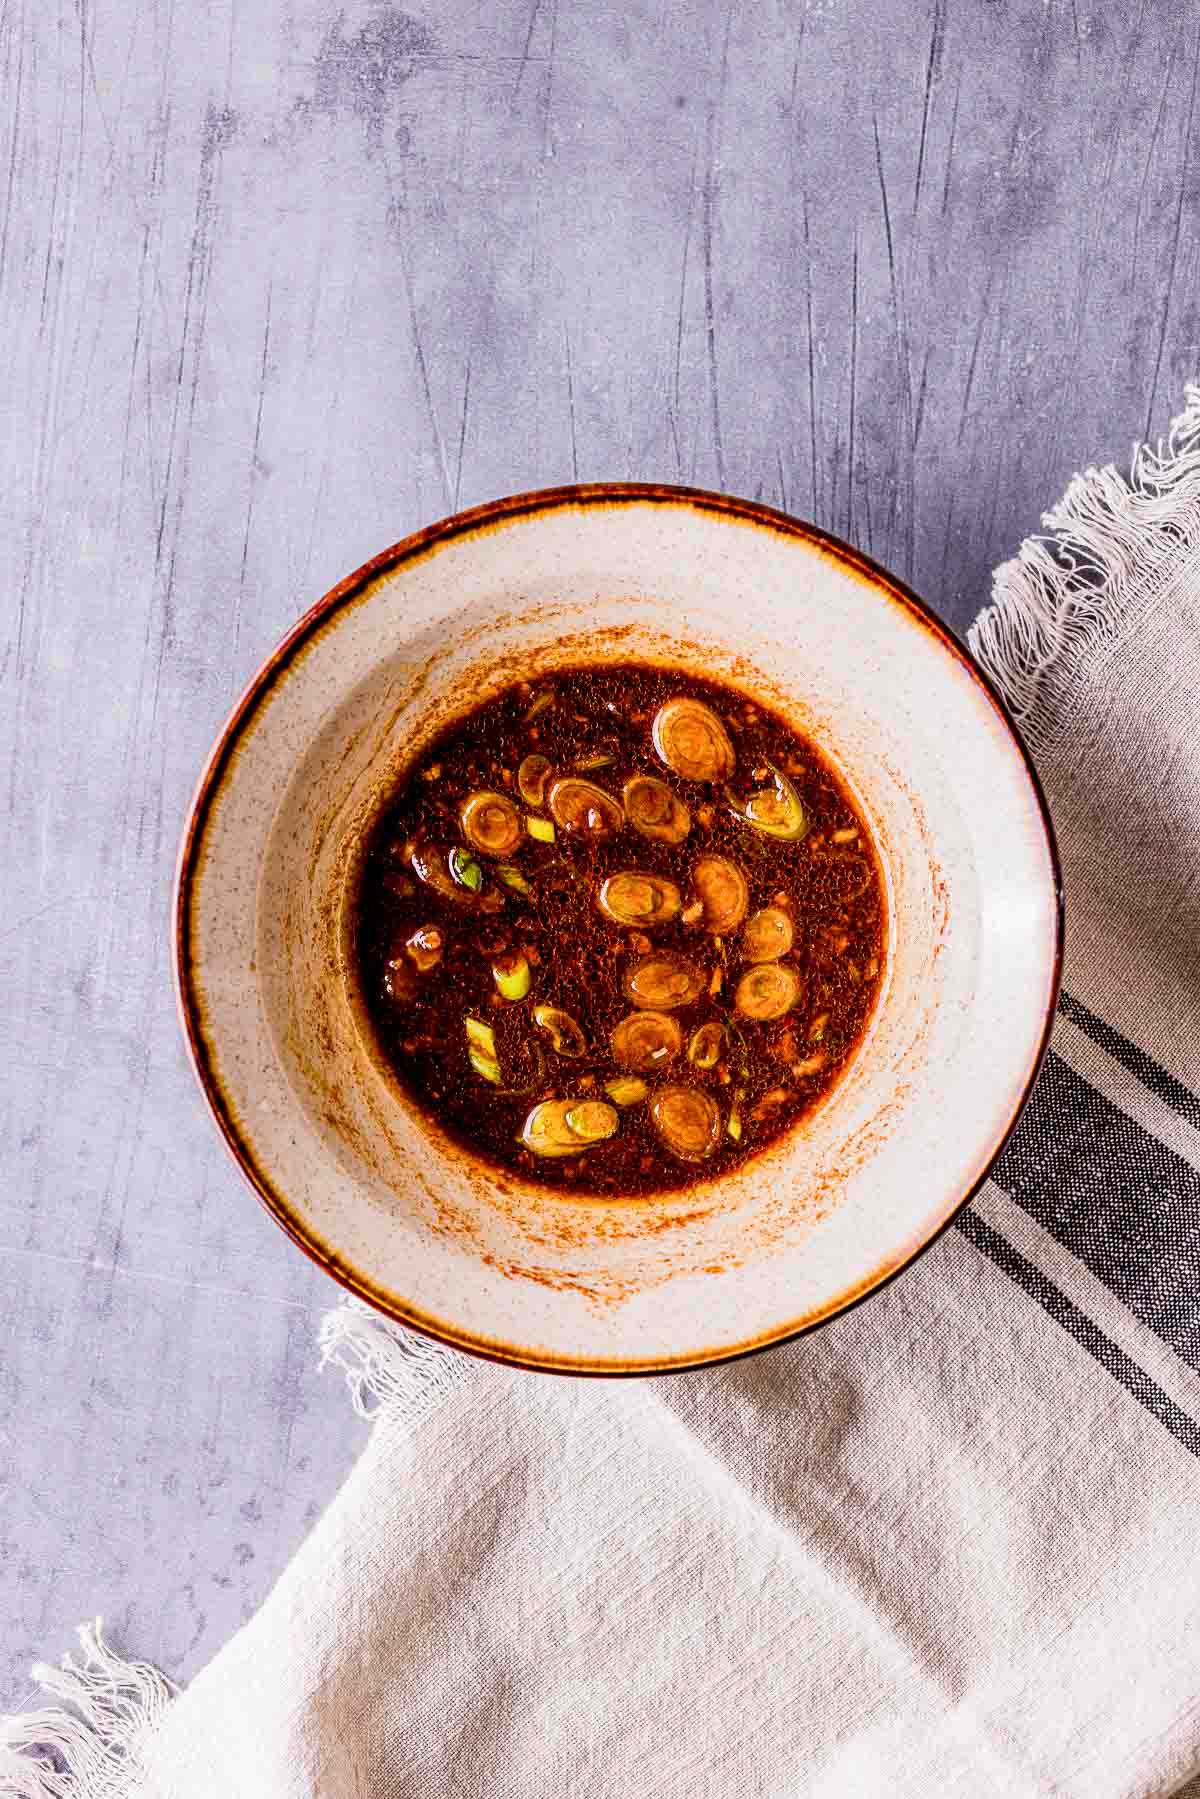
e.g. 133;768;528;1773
7;393;1200;1799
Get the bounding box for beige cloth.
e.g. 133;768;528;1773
147;1276;1200;1798
8;392;1200;1797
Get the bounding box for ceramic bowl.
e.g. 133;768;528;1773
175;485;1062;1374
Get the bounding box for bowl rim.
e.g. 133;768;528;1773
174;481;1065;1377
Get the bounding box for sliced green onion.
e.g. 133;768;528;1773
493;952;531;1002
604;1075;648;1107
495;864;532;895
725;763;808;843
564;1101;619;1142
517;753;552;807
574;751;615;771
469;1048;502;1084
526;815;556;843
524;687;555;723
727;1089;745;1141
533;1005;586;1056
449;847;483;891
465;1016;497;1058
519;1097;617;1157
688;1022;725;1069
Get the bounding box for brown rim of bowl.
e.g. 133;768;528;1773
174;482;1065;1378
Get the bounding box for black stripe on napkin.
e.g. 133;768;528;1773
1058;990;1200;1131
956;1210;1200;1459
991;1051;1200;1372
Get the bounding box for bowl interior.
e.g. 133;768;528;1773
179;490;1060;1372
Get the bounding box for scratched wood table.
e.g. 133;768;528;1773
3;0;1197;1704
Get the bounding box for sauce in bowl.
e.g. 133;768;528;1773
354;663;885;1195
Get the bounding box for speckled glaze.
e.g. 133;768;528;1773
175;486;1062;1375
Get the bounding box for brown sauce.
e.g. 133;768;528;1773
354;663;886;1196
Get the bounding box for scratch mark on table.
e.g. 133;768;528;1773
564;324;579;481
1131;28;1179;277
940;67;960;218
958;266;995;448
1143;27;1198;443
394;219;452;509
453;355;471;511
873;114;897;296
912;0;943;216
235;280;273;662
0;1239;319;1312
511;0;544;110
0;0;26;294
702;4;735;489
0;893;99;944
847;230;859;542
912;345;930;450
153;101;229;679
875;112;916;576
671;139;698;483
802;191;820;522
539;0;558;161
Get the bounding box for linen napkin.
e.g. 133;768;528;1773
8;391;1200;1799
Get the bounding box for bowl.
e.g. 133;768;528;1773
175;485;1062;1375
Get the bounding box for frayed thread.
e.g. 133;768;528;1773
0;1621;173;1799
969;382;1200;751
317;1299;466;1425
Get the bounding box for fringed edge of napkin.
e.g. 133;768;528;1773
0;1624;173;1799
969;382;1200;744
318;1297;468;1424
0;1305;458;1796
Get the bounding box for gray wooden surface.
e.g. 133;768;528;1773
3;0;1198;1707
